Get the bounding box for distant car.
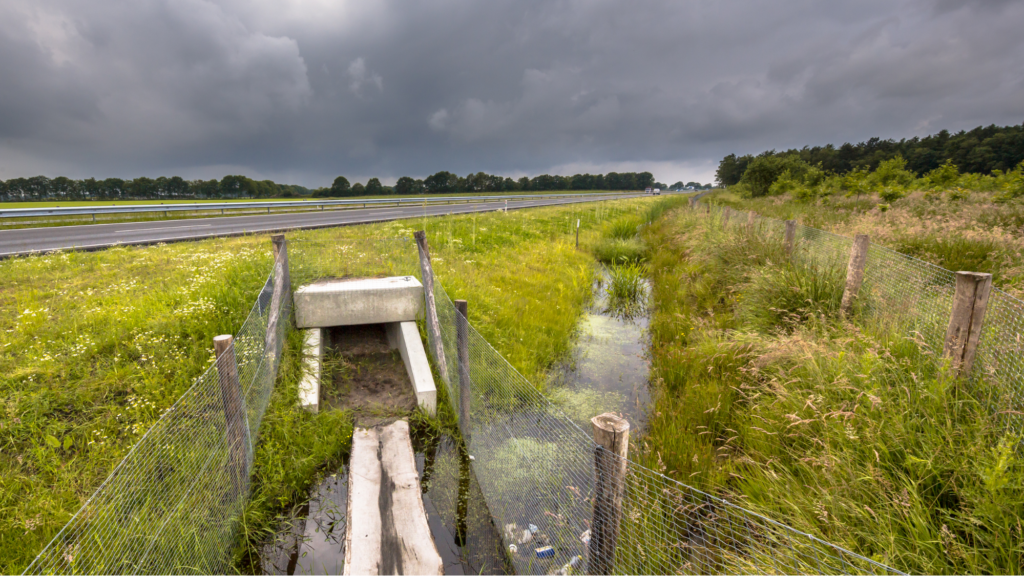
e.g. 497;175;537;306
644;187;653;194
653;188;661;195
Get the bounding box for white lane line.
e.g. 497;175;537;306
120;224;213;233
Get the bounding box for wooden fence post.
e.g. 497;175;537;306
455;299;471;444
746;211;756;232
840;234;871;316
784;220;796;257
722;207;731;227
576;219;580;250
265;236;289;364
588;413;630;576
414;231;449;380
943;272;993;377
688;197;696;208
214;335;249;496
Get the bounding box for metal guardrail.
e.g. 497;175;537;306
0;192;636;218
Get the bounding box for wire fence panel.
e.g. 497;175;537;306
24;257;289;575
427;272;902;575
975;288;1024;432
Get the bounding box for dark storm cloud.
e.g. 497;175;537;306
1;0;1022;186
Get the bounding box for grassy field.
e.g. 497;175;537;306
0;195;668;573
707;188;1024;298
640;200;1024;573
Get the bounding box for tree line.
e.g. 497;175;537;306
0;175;310;202
716;122;1024;187
315;171;658;197
0;170;662;202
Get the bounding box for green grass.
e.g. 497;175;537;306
0;195;665;573
640;204;1024;574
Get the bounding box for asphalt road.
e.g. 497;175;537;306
0;193;645;257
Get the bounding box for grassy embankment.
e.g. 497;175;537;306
640;198;1024;573
0;196;663;573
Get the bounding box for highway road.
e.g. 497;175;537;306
0;193;645;257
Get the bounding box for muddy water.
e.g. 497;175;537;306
549;271;651;429
260;434;509;575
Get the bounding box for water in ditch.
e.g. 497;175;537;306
548;268;651;430
259;431;510;575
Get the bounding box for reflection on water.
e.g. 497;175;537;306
261;433;509;575
260;470;348;575
549;270;651;429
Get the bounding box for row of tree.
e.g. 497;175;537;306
315;171;659;197
0;175;311;202
716;122;1024;186
0;170;665;202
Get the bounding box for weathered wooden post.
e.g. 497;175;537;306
722;207;731;227
588;413;630;576
265;235;289;363
414;231;449;379
784;220;797;257
576;219;580;250
746;211;756;232
455;299;471;444
688;197;696;208
214;334;249;496
943;272;993;377
840;234;871;316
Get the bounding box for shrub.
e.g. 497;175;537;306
870;155;915;188
606;215;644;240
738;261;847;333
740;155;810;197
927;160;960;189
878;187;905;202
606;262;647;314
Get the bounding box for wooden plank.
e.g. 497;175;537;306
344;427;383;576
379;421;444;575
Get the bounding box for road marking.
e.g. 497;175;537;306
120;224;213;233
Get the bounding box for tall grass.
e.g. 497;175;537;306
641;205;1024;574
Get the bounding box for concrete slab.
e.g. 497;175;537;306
294;276;423;329
298;329;321;413
386;322;437;415
345;421;442;575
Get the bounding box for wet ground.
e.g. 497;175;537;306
549;271;651;430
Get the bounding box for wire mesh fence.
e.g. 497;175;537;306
425;271;903;575
24;249;290;575
712;203;1024;434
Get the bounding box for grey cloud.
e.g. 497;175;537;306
1;0;1022;186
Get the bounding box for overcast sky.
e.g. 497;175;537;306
1;0;1022;188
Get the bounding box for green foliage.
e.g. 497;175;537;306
606;215;644;239
878;187;906;202
606;262;647;312
870;155;916;188
927;160;961;189
592;237;648;264
740;155;810;197
641;206;1024;574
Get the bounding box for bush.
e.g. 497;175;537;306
606;216;644;240
878;187;905;202
738;261;847;333
740;155;810;197
870;155;915;188
927;160;960;189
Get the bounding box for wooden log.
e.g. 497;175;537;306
414;231;449;380
214;335;249;496
588;413;630;576
784;220;796;257
455;299;471;444
840;234;871;316
943;271;993;377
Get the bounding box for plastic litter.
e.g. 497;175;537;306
555;555;584;575
469;455;475;461
535;545;555;559
518;529;534;544
579;529;591;547
528;523;539;534
504;523;518;542
508;544;518;554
